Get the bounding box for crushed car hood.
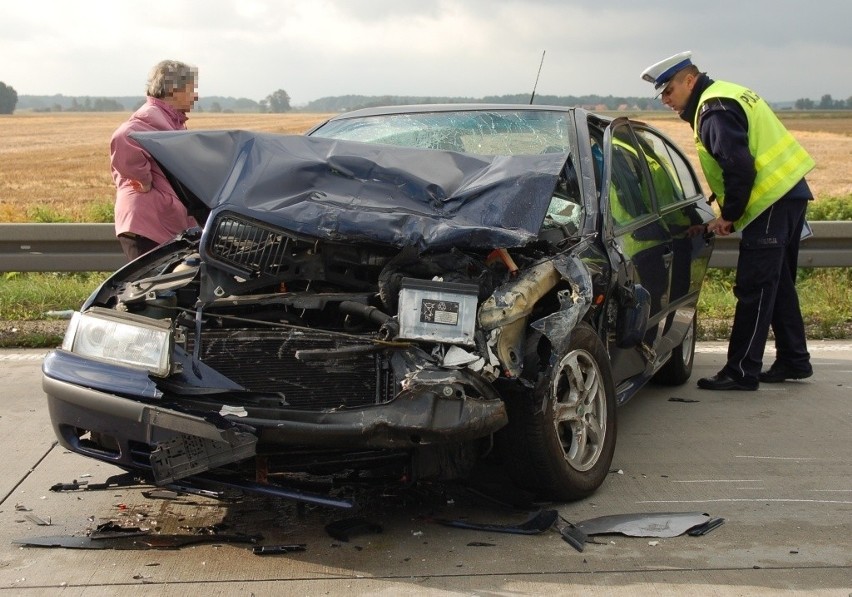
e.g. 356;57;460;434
133;131;569;250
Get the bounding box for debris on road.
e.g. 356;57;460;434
433;509;559;535
252;544;308;555
574;512;721;538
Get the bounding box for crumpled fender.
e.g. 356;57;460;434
477;255;593;376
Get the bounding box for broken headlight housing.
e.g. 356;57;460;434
61;307;173;377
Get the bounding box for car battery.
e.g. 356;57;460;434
397;278;478;346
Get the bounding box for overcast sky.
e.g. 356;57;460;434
3;0;851;106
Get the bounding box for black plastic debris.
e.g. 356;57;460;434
132;534;261;550
142;489;181;500
49;472;143;492
252;544;308;555
575;512;713;538
434;509;559;535
14;533;261;550
325;517;383;542
556;516;587;552
13;536;114;549
466;542;496;547
687;516;725;536
668;397;700;403
90;521;147;540
49;480;89;492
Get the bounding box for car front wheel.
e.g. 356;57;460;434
500;323;617;501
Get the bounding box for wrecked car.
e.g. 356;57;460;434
43;105;715;505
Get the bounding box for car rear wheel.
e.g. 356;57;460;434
500;323;616;501
652;313;696;386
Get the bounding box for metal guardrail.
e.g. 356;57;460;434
707;221;852;268
1;222;851;272
1;224;126;272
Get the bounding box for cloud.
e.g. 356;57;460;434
1;0;850;103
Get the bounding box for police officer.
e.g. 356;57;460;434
640;51;815;391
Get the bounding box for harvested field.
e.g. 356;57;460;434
1;110;850;223
642;115;852;202
0;112;334;222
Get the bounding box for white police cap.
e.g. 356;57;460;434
640;51;693;92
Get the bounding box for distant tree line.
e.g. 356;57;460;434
300;93;667;112
15;89;293;114
5;84;852;114
44;96;126;112
794;94;852;110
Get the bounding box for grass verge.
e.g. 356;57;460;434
1;269;850;349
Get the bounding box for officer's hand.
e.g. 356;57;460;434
707;218;733;237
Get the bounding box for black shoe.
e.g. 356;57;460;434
697;372;758;391
759;363;813;383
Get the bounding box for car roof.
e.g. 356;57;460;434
321;103;586;121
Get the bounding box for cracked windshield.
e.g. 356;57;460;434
311;110;574;156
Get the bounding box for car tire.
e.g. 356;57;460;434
652;313;696;386
500;323;617;501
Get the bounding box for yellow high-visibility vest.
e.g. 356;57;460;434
693;81;814;230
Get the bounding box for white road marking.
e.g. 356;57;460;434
735;455;819;460
673;479;763;483
637;498;852;504
0;353;47;361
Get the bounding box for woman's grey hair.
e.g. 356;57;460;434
146;60;198;98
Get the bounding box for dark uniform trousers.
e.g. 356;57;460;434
723;192;811;383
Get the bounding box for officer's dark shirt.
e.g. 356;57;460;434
680;73;811;225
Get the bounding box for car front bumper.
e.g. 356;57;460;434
43;350;509;480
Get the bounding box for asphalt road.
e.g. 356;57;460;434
1;343;850;596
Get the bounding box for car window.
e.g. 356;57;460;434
634;129;700;205
609;125;654;227
310;110;575;156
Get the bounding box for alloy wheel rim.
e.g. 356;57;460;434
550;349;607;472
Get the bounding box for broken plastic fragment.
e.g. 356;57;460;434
557;517;587;552
434;509;558;535
252;544;307;555
50;480;89;492
686;516;725;536
575;512;712;538
24;513;51;526
442;346;479;368
219;405;248;417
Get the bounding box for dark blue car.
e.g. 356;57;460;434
43;105;715;505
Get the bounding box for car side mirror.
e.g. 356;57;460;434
616;283;650;348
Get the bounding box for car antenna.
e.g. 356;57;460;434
530;50;546;105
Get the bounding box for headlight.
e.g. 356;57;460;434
62;307;173;377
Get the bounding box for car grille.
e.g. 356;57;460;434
206;213;307;277
187;328;396;410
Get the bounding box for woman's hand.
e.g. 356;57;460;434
130;179;151;193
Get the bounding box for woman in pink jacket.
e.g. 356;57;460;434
110;60;200;260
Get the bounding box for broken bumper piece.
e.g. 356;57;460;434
150;431;257;485
43;357;258;482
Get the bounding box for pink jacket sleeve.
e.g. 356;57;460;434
110;122;155;189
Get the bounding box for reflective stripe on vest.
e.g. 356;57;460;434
693;81;814;230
